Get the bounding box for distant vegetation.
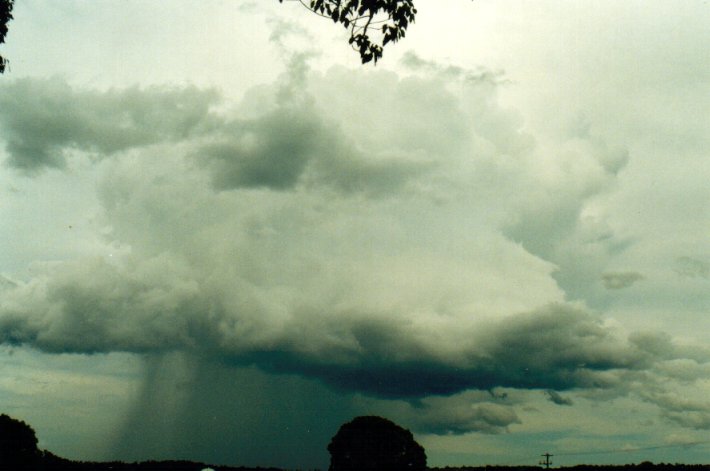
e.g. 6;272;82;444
432;467;710;471
328;416;426;471
36;454;282;471
2;413;710;471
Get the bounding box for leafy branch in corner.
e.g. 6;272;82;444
0;0;13;73
280;0;417;64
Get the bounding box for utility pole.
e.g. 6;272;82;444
540;453;553;469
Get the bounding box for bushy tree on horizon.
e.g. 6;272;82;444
0;412;41;470
327;415;427;471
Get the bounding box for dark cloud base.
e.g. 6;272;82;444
229;303;648;399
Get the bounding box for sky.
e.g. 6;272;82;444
0;0;709;469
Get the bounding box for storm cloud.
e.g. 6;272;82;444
1;51;709;458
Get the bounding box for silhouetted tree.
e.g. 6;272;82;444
327;415;427;471
280;0;417;64
0;0;13;73
0;413;40;470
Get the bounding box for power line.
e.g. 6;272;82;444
449;441;710;468
555;440;710;457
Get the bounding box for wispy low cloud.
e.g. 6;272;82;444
545;389;573;406
675;256;710;279
408;394;521;435
601;271;644;290
641;392;710;430
350;390;522;435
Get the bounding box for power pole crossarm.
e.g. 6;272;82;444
540;452;553;468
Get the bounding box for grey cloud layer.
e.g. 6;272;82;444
357;390;523;435
641;392;710;430
198;103;430;195
0;78;219;171
0;75;430;196
1;64;707;436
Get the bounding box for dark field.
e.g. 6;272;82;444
31;454;710;471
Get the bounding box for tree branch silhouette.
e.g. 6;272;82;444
0;0;13;73
280;0;417;64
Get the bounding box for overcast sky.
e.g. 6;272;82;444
1;0;709;468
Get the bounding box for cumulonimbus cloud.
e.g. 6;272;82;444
0;60;706;437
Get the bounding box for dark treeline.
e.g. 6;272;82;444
32;459;710;471
29;458;710;471
39;450;282;471
431;466;710;471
